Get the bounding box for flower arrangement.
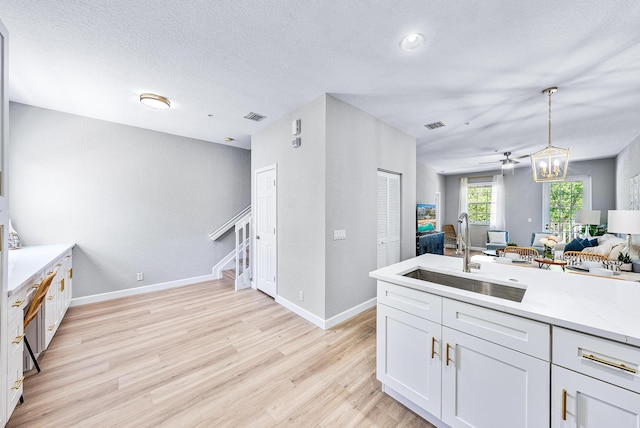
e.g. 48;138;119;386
539;236;559;259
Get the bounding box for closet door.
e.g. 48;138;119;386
377;170;401;268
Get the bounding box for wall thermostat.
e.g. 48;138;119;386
291;137;301;148
292;119;301;136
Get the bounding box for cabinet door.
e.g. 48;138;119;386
552;366;640;428
377;304;442;416
442;326;550;428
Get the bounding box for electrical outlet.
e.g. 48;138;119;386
298;291;304;301
137;273;144;281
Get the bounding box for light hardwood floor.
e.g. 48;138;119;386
8;278;434;427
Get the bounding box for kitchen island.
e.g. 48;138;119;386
370;253;640;428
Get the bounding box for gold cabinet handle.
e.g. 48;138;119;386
47;295;54;301
12;377;25;390
431;337;438;359
48;325;55;331
12;299;24;307
12;334;25;345
69;268;73;279
56;263;62;267
582;354;637;374
561;389;567;420
446;343;452;366
60;278;65;292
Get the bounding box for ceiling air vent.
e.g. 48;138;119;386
244;112;267;122
425;121;445;130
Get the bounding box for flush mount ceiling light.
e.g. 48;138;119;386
531;87;569;183
140;93;171;110
224;137;235;142
400;33;425;51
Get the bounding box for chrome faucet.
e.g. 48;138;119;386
458;212;480;273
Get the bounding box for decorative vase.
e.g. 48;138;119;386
543;245;554;260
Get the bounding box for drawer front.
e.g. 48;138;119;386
443;299;550;360
377;281;442;323
8;287;28;324
8;315;24;360
7;336;25;418
553;327;640;394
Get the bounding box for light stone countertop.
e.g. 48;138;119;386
8;244;76;295
369;253;640;347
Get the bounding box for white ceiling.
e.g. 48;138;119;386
1;1;639;174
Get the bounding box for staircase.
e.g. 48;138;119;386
210;206;252;291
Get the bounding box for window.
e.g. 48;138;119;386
467;184;492;224
543;175;591;241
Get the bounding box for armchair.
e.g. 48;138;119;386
486;230;509;251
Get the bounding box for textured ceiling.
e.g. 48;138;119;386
1;1;639;174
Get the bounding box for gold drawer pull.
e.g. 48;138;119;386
12;299;24;307
47;295;54;301
56;263;62;267
561;389;567;420
12;377;25;390
61;278;65;292
12;334;25;344
582;354;637;374
48;325;55;331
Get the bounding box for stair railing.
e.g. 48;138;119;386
209;205;251;241
234;212;251;290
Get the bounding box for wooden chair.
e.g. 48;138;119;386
562;251;608;266
443;224;457;249
503;246;540;258
23;271;57;373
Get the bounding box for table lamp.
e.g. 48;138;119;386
575;210;601;238
607;210;640;260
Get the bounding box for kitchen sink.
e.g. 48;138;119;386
403;269;526;302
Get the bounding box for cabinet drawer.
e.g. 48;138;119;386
553;327;640;394
7;337;24;418
8;287;28;324
443;299;550;360
377;281;442;323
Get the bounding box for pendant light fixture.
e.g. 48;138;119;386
531;87;569;183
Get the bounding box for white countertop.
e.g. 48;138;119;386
8;244;75;295
370;253;640;347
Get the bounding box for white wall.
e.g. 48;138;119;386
252;94;416;320
616;135;640;210
9;103;251;297
325;95;415;318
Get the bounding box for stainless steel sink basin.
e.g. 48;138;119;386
403;269;526;302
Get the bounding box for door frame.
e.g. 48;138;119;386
252;164;277;294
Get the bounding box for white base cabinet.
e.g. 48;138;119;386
377;281;550;428
552;366;640;428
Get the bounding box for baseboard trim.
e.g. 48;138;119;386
70;274;219;307
275;295;377;330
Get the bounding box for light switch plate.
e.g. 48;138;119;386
334;229;346;240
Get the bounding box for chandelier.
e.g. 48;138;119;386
531;87;569;183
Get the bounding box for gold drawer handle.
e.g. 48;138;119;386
12;377;25;390
12;299;24;307
582;354;637;374
12;334;25;344
561;389;567;420
48;325;55;331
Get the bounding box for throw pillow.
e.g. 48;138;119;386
564;238;585;252
488;231;506;244
532;233;550;247
588;238;599;247
580;238;594;248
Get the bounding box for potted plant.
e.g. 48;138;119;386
618;252;633;272
539;236;558;260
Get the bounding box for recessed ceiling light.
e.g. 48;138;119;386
400;33;425;51
140;93;171;109
224;137;235;142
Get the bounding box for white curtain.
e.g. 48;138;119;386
490;174;506;230
458;178;468;251
458;177;468;217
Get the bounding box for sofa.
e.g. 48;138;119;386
486;230;509;251
570;233;629;260
530;232;565;254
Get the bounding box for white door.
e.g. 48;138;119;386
377;170;401;268
255;165;277;297
552;366;640;428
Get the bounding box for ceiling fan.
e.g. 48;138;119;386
481;152;527;171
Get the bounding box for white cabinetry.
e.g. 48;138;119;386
6;278;27;420
44;252;72;349
0;16;9;427
377;281;550;428
551;327;640;427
